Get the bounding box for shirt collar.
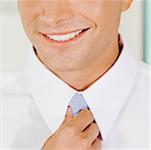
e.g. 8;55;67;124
24;40;138;141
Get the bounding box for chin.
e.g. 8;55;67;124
50;59;86;72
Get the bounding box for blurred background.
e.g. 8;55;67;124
0;0;151;72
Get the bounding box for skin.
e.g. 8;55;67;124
18;0;133;149
18;0;133;91
42;108;101;150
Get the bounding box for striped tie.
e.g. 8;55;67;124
69;93;102;140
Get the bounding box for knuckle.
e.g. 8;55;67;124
92;122;99;129
78;135;88;148
80;132;88;140
84;109;93;118
81;138;89;148
64;121;77;135
75;134;89;148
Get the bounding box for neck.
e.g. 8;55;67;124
35;36;120;91
55;38;120;91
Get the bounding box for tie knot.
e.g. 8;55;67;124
69;93;88;116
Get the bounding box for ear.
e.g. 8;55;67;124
121;0;133;12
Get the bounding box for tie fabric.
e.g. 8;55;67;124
68;93;102;140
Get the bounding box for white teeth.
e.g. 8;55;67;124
46;30;83;42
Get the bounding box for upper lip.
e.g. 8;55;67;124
40;28;90;36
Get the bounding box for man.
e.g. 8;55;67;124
1;0;149;150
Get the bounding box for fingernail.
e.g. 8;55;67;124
66;106;72;114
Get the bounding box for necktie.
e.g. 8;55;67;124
69;93;102;140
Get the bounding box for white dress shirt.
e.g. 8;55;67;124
0;42;150;150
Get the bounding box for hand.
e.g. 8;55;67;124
41;107;101;150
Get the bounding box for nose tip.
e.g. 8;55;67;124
40;1;75;27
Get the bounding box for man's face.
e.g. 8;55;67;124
18;0;131;72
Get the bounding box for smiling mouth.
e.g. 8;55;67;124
41;28;90;44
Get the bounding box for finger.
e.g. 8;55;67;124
83;123;100;145
90;138;102;150
73;109;94;131
64;106;73;123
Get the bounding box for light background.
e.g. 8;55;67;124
1;0;144;71
144;0;151;64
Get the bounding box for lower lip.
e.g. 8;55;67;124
41;29;89;45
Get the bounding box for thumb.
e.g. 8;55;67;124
64;106;73;122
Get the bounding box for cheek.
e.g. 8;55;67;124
90;1;121;37
18;1;43;33
72;1;120;33
77;1;121;52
